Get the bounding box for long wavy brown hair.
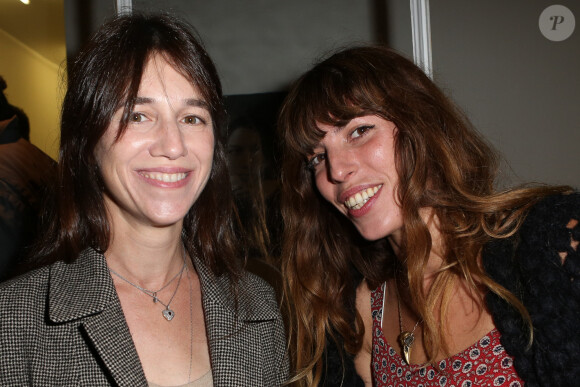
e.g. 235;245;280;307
32;13;241;284
279;45;570;385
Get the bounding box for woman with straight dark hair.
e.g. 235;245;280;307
0;13;287;386
279;45;579;386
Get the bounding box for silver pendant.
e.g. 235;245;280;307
162;308;175;321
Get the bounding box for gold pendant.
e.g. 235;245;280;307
398;331;415;364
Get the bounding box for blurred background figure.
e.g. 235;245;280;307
0;76;56;281
227;116;271;259
225;93;286;298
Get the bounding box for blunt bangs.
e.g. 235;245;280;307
282;49;396;159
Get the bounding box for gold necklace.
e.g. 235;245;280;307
394;277;422;365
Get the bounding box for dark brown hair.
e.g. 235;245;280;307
34;13;240;281
279;45;569;385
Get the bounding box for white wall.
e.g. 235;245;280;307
430;1;580;188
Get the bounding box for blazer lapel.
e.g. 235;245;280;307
48;249;147;386
194;256;278;387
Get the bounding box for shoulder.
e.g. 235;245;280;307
520;191;580;236
484;191;580;265
195;255;280;320
484;192;580;385
239;269;275;293
484;191;580;286
0;264;51;338
237;271;290;385
0;264;51;305
0;254;89;309
237;270;280;317
0;250;110;324
517;191;580;269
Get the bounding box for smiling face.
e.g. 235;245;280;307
95;54;215;230
309;115;403;244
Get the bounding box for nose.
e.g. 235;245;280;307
326;148;356;183
148;119;187;159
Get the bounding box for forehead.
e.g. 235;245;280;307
138;55;200;96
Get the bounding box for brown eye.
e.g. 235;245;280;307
307;153;326;170
129;112;145;122
183;115;203;125
351;125;375;139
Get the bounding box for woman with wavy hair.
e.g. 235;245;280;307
279;45;579;386
0;13;287;386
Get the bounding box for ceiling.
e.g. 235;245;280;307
0;0;66;65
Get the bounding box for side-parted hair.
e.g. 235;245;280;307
34;13;241;281
279;45;570;385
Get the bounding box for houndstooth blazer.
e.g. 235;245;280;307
0;248;288;386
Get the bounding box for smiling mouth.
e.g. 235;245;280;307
344;185;382;210
140;172;188;183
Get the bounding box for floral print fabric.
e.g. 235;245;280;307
371;284;524;387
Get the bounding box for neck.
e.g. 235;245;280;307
105;218;188;290
388;207;446;289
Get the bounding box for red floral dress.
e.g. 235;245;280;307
371;284;525;386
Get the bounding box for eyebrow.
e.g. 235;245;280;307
133;97;210;110
333;125;347;135
319;123;347;140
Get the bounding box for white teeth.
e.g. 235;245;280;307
141;172;187;182
344;185;382;210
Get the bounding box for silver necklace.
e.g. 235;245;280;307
109;253;186;321
394;277;422;365
187;266;194;383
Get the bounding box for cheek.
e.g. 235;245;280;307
190;135;216;173
203;139;216;164
370;143;391;167
95;131;112;163
96;149;122;192
94;139;113;178
194;132;215;156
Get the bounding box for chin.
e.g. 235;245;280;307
147;210;190;227
357;229;387;242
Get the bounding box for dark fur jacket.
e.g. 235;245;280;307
322;192;580;387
